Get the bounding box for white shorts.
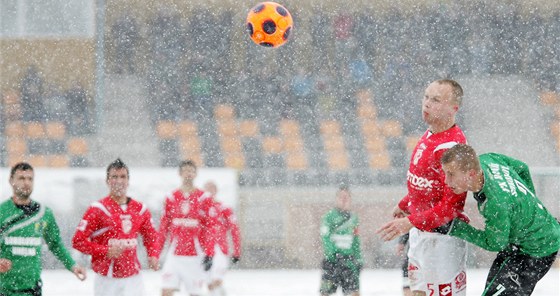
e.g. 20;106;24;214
161;252;206;294
94;273;145;296
408;228;467;296
209;246;230;282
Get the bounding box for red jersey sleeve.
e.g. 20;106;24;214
398;194;411;213
158;196;173;249
199;197;216;257
72;206;110;257
224;208;241;257
139;206;161;258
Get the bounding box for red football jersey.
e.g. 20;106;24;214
72;196;161;278
159;189;215;257
208;200;241;257
398;125;469;231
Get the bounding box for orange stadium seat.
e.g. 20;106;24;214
214;104;235;120
285;152;308;170
279;119;300;136
364;136;387;153
223;153;245;169
361;120;381;136
220;137;243;153
25;122;46;139
326;152;349;170
406;135;421;152
178;137;201;154
6;138;27;155
156;121;177;139
28;155;48;167
239;120;259;137
262;137;283;154
355;89;374;106
67;138;88;156
323;137;345;151
5;121;25;138
45;121;66;140
177;121;198;138
320;120;341;135
48;155;70;167
370;152;392;170
217;120;238;137
283;136;304;152
540;91;560;106
357;104;377;120
380;120;403;138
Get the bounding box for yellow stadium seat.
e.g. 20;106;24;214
357;104;377;120
540;91;560;106
365;136;387;153
178;137;201;154
323;137;345;151
406;135;421;152
361;120;381;136
156;121;177;139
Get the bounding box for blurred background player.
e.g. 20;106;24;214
203;181;241;296
395;234;412;296
0;162;86;296
440;144;560;295
158;160;215;296
72;158;160;296
319;185;363;296
377;79;469;296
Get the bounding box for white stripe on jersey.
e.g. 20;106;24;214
433;141;458;153
92;202;111;217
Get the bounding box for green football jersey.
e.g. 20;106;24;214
0;199;76;295
320;208;362;264
450;153;560;257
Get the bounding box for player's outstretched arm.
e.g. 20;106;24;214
376;217;414;242
72;265;87;281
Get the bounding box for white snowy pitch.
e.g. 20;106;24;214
42;268;559;295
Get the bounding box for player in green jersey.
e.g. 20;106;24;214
319;185;363;296
438;144;560;295
0;162;86;296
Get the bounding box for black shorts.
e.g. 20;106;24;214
320;259;360;295
484;248;558;295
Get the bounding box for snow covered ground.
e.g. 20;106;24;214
42;268;559;295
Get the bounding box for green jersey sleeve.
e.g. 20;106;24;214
43;208;76;271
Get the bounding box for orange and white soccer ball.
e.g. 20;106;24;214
246;2;293;48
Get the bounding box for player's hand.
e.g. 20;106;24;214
0;258;12;273
392;206;407;218
376;217;414;241
107;244;125;259
148;256;160;271
202;256;213;271
72;265;87;281
231;256;240;264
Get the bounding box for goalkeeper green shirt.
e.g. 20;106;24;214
320;208;362;264
0;198;76;295
450;153;560;258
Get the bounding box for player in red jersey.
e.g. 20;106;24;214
377;79;469;296
72;158;161;296
159;160;215;296
203;181;241;296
